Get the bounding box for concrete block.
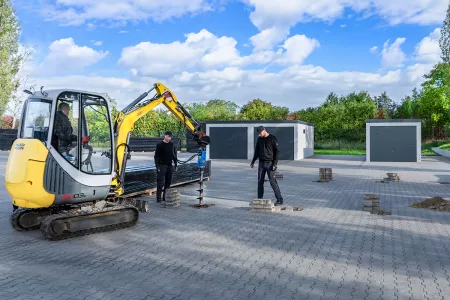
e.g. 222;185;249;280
95;200;107;210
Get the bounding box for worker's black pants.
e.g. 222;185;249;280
257;161;283;203
156;164;173;202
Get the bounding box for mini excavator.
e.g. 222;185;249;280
5;83;210;240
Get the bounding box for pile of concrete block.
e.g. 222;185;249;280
161;188;180;208
385;173;400;181
318;168;333;182
249;199;275;212
363;193;391;215
248;199;303;212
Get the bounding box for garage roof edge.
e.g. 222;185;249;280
366;119;421;123
203;120;314;126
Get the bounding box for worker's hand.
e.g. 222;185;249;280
173;165;178;172
271;164;277;171
250;162;254;168
156;165;160;172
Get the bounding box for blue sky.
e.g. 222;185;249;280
10;0;448;110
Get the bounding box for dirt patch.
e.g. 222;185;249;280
409;196;450;211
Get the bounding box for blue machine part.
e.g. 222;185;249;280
197;147;207;169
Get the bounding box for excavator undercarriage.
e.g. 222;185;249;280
11;201;139;240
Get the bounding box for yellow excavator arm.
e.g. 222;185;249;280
111;82;209;196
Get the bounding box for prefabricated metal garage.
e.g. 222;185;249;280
366;119;421;162
204;121;314;161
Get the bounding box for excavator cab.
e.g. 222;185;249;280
7;89;116;210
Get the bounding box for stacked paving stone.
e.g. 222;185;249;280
363;193;391;215
248;199;303;212
319;168;333;182
249;199;275;212
385;172;400;181
161;188;180;208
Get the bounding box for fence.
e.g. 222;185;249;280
0;129;18;151
0;130;181;152
128;137;181;152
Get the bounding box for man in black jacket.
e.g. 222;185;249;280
154;130;178;203
250;126;283;205
51;102;77;158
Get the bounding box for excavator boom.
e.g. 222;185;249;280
111;82;210;196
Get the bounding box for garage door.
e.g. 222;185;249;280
370;126;417;162
209;127;248;159
253;126;294;160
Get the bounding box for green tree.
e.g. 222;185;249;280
239;98;275;120
323;92;339;106
440;0;450;63
0;0;23;117
185;99;239;121
270;106;290;120
374;91;396;119
84;107;110;144
419;63;450;138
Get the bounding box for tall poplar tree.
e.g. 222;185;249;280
440;0;450;63
0;0;22;118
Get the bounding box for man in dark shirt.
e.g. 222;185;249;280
250;126;283;205
154;130;178;203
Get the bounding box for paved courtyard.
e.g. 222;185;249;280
1;151;450;300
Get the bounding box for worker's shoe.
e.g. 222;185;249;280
274;200;283;206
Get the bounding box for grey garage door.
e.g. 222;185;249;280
370;126;417;162
209;127;248;159
253;127;294;160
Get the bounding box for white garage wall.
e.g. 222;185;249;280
205;122;314;160
366;121;422;162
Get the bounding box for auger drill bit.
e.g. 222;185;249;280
197;169;204;205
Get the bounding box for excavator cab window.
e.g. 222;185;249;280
80;94;113;174
19;98;52;142
51;92;80;167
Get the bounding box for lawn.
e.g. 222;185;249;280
438;143;450;151
422;140;450;155
314;149;366;155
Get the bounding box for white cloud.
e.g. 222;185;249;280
39;0;213;26
119;30;129;34
381;38;407;68
274;35;320;65
243;0;447;50
118;29;319;77
245;0;447;28
23;62;427;111
118;29;243;77
39;38;108;75
249;27;290;51
370;46;378;54
91;40;103;46
414;28;442;64
340;24;347;28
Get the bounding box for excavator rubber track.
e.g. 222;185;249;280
40;205;139;241
10;208;52;231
